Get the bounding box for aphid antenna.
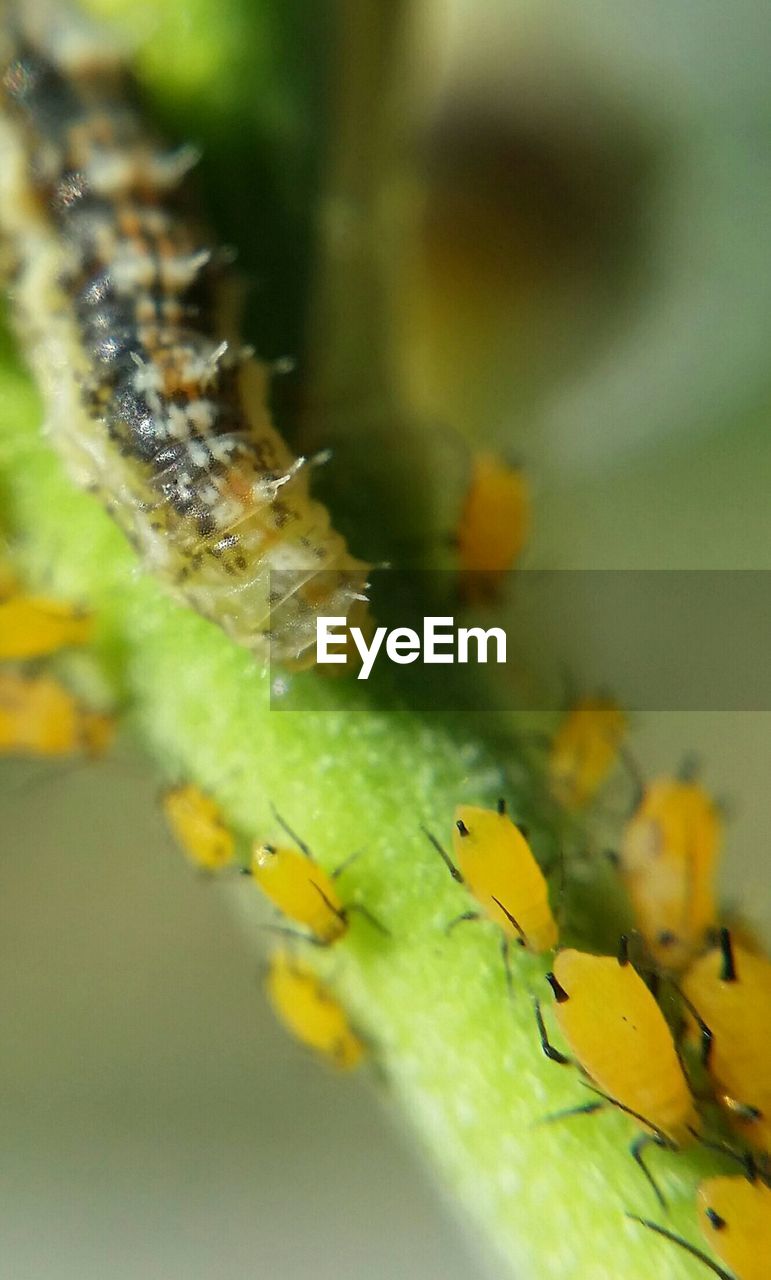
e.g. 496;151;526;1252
624;1216;733;1280
533;997;571;1066
269;803;314;860
535;1099;606;1128
421;825;464;883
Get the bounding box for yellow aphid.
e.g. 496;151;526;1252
456;452;529;597
424;800;557;988
630;1174;771;1280
249;810;384;946
0;670;113;758
682;930;771;1152
548;696;628;810
0;595;92;660
251;842;346;944
162;784;235;872
696;1176;771;1280
537;942;697;1205
265;950;364;1069
618;774;722;970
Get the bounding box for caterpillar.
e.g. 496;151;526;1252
0;1;369;666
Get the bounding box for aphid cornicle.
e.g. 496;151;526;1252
0;0;369;666
681;928;771;1152
265;949;364;1069
617;770;722;970
0;594;92;660
535;940;698;1206
456;452;530;597
162;783;235;872
0;669;113;757
423;801;558;988
630;1173;771;1280
548;695;628;811
247;810;385;946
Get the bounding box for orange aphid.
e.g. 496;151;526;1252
549;696;628;810
618;773;722;970
682;929;771;1153
536;942;698;1206
0;595;92;660
456;452;529;597
0;670;113;758
162;783;235;872
630;1174;771;1280
265;949;364;1069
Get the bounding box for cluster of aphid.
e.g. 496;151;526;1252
2;589;769;1278
160;704;770;1280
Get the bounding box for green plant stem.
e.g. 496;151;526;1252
0;343;715;1280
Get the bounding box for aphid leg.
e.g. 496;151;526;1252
673;984;714;1066
446;910;481;934
270;804;315;861
343;901;390;937
491;896;526;946
422;826;464;883
629;1133;668;1211
625;1216;733;1280
311;879;347;924
539;1100;605;1125
260;923;327;948
533;998;571;1065
330;848;365;880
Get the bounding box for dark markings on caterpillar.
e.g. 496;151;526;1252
0;1;369;665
